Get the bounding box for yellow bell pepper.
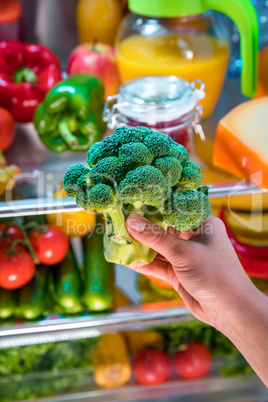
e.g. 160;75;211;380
46;188;95;237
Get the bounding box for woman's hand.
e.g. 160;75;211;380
126;214;258;330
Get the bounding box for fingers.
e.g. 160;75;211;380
126;214;189;263
126;258;178;286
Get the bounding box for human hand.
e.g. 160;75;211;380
126;214;258;331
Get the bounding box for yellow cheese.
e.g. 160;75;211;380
213;97;268;188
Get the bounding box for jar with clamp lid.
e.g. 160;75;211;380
103;75;205;153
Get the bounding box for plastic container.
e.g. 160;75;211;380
103;75;205;153
115;0;259;118
0;0;21;41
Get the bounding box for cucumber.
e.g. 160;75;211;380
19;265;50;320
0;288;17;319
53;247;83;313
82;222;115;312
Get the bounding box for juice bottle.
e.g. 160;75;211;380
115;0;259;118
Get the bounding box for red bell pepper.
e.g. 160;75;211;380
219;208;268;260
0;41;62;123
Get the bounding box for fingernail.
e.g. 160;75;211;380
126;214;148;232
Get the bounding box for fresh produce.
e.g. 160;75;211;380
67;43;121;98
29;225;69;265
76;0;123;46
0;338;97;401
145;274;173;289
0;247;35;290
137;275;182;303
132;349;171;386
213;97;268;188
64;126;210;266
0;151;20;196
0;40;62;123
124;330;164;357
174;342;212;380
83;220;115;312
46;188;96;237
52;248;83;313
0;288;17;319
92;333;131;388
0;222;23;243
0;108;15;151
18;266;50;320
34;74;106;152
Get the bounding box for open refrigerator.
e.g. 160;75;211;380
1;1;268;401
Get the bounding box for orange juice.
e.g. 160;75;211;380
116;33;229;118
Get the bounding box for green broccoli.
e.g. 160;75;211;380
63;126;210;267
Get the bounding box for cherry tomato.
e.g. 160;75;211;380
174;342;212;380
0;248;35;290
0;222;23;241
0;108;15;151
133;349;171;385
29;225;69;265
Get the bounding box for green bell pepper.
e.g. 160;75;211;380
34;74;107;152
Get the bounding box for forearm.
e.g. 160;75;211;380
219;287;268;386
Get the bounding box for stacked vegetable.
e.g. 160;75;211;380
0;216;115;320
64;126;210;266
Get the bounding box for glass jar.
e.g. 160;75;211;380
115;12;229;119
103;75;205;153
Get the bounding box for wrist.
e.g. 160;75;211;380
216;279;267;336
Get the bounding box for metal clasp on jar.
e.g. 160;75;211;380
103;94;128;129
193;104;206;141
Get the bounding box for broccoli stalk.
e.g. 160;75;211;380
103;203;157;267
63;127;210;267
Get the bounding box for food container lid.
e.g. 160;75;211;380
0;0;21;23
116;75;205;123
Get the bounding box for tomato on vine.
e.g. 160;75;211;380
0;248;35;290
29;225;69;265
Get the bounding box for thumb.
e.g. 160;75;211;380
126;214;188;263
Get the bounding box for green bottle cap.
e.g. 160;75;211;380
128;0;259;97
128;0;203;17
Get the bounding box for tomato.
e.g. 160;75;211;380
0;108;15;151
145;274;173;289
0;248;35;290
0;222;23;241
46;188;96;237
29;225;69;265
133;349;171;385
174;342;212;380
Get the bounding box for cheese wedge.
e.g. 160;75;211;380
213;97;268;188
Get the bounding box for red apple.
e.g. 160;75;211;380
67;43;121;98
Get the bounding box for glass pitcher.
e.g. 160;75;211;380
115;0;259;118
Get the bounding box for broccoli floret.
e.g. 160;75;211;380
153;156;182;186
163;190;210;231
63;164;92;198
119;165;168;208
176;160;202;190
169;142;190;163
89;157;125;186
87;142;105;167
143;132;171;157
63;126;210;267
88;183;115;212
118;142;154;171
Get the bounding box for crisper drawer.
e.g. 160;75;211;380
0;305;267;402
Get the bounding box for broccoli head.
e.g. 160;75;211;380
63;126;210;267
